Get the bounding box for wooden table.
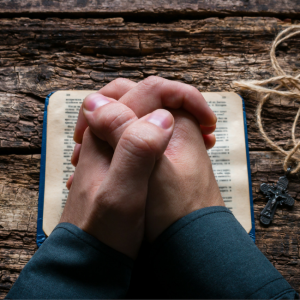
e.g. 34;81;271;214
0;1;300;297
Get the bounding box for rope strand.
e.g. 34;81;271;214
233;25;300;174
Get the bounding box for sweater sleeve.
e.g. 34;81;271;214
128;206;299;299
6;223;133;299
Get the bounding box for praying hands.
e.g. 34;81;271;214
6;77;298;299
62;76;223;258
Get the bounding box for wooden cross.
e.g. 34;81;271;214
260;174;295;225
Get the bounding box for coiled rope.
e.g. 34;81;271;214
233;25;300;174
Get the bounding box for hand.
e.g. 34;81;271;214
71;77;224;243
146;108;224;241
60;100;175;259
73;77;217;147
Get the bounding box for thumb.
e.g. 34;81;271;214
92;109;174;258
105;108;174;190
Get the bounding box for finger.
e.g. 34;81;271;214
71;143;82;167
104;109;175;197
119;76;217;127
200;124;216;135
203;134;216;150
74;77;217;144
73;94;116;143
60;128;114;235
164;109;210;164
99;78;215;131
73;79;137;143
99;78;138;100
81;93;216;153
79;93;215;153
65;128;114;204
87;109;175;258
73;105;88;144
66;173;74;190
81;93;138;149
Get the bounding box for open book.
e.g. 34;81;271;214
37;91;255;246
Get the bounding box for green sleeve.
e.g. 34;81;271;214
128;206;298;299
6;223;133;299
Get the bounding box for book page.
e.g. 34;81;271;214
43;91;251;236
204;92;251;233
43;91;94;235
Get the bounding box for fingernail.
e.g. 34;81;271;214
84;93;110;112
147;109;173;129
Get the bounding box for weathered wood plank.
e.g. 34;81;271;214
251;152;300;291
0;93;44;150
0;154;39;298
0;0;299;17
1;90;299;152
0;17;299;151
1;152;300;297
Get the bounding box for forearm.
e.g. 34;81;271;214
6;223;133;299
130;206;298;299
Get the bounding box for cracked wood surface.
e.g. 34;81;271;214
0;0;299;17
0;17;300;151
1;16;300;297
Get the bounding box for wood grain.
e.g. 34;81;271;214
0;17;299;151
0;155;39;298
0;0;299;17
1;16;300;297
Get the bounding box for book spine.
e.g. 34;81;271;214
36;91;56;247
241;96;256;242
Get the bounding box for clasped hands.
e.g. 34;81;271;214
60;77;224;259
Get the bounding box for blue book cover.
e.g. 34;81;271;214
37;92;255;247
37;92;55;247
242;96;255;242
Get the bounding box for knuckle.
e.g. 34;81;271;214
103;106;136;136
94;189;113;211
107;108;136;134
190;85;201;94
121;128;157;159
141;76;164;88
113;77;132;88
